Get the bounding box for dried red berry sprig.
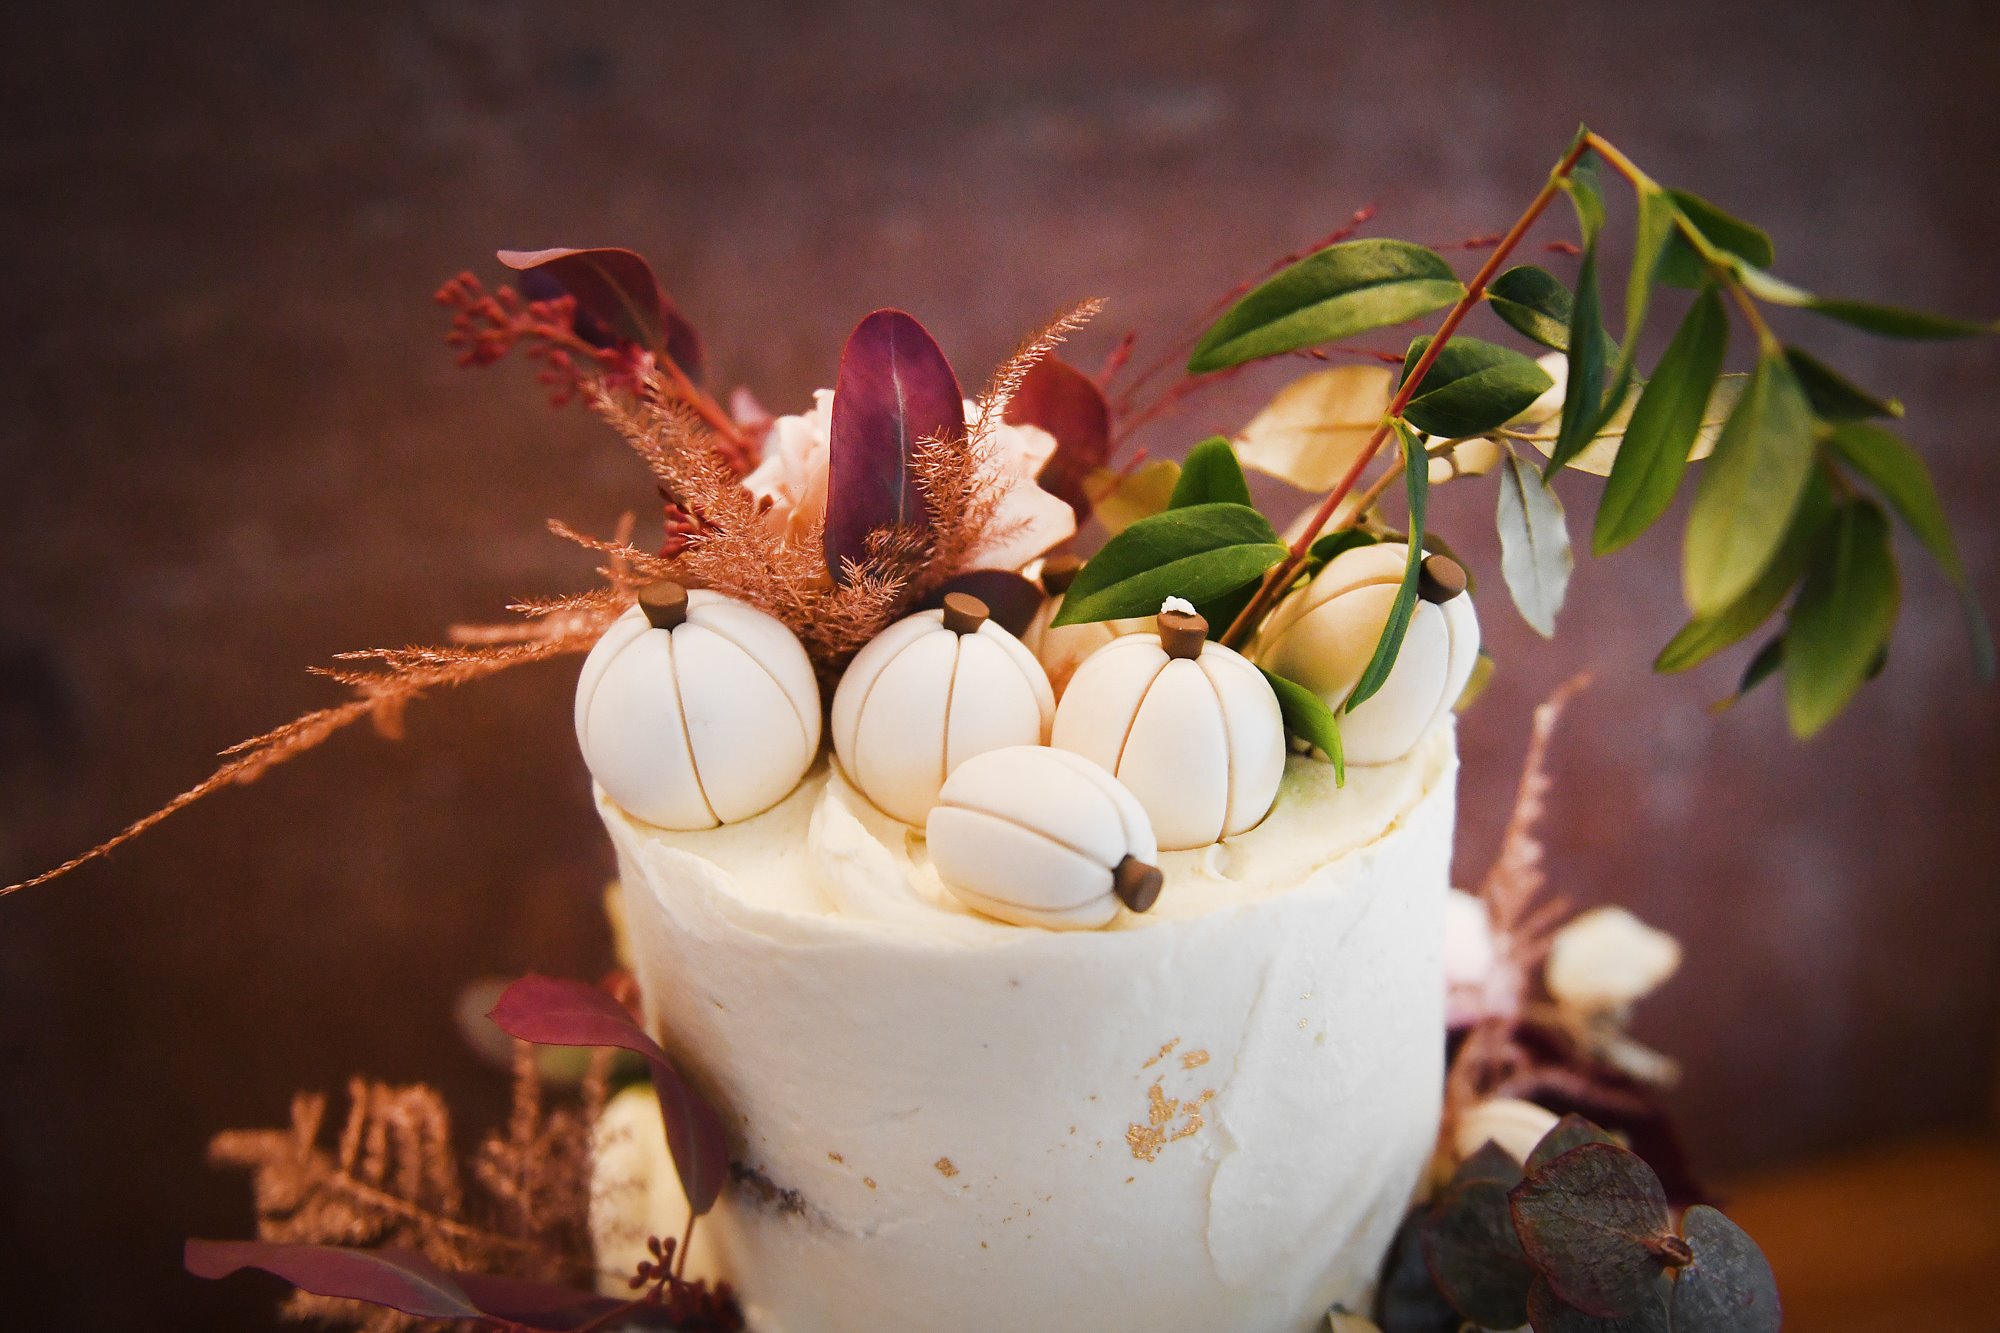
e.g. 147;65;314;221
436;273;654;408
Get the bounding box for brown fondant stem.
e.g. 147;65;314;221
1039;554;1086;597
1158;609;1208;660
941;592;991;635
1113;855;1164;913
639;581;691;631
1417;554;1468;605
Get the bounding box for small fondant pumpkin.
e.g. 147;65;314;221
926;745;1163;930
1052;604;1285;851
576;582;822;829
1249;543;1479;766
1019;555;1149;697
831;594;1055;825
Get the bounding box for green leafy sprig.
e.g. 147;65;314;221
1063;126;1993;740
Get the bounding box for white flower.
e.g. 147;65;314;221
1454;1097;1561;1166
1546;905;1681;1016
589;1085;722;1295
1444;888;1521;1028
740;391;1076;570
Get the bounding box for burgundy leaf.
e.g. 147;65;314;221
923;570;1045;635
185;1240;479;1320
1421;1179;1534;1330
497;247;705;377
1670;1206;1782;1333
1007;356;1111;523
455;1272;631;1330
1450;1139;1527;1191
1509;1142;1677;1319
489;975;730;1216
1373;1207;1463;1333
825;309;964;581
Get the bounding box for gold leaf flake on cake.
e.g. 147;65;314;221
1125;1078;1215;1162
1141;1037;1181;1070
935;1157;959;1178
1181;1049;1210;1070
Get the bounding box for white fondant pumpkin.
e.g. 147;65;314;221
1250;542;1479;766
831;595;1055;826
1052;608;1285;851
926;745;1162;930
575;582;820;830
1020;556;1149;698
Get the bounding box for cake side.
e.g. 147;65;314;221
604;726;1457;1333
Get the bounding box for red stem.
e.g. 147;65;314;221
1217;137;1597;649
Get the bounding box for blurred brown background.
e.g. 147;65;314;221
3;2;1997;1328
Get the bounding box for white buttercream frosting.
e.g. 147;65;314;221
601;723;1457;1333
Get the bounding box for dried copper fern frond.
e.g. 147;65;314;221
208;1048;607;1332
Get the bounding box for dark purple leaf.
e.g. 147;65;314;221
825;309;964;580
922;570;1045;635
498;246;704;377
1422;1178;1534;1329
1006;356;1111;524
1373;1207;1462;1333
489;975;730;1216
455;1273;631;1330
185;1241;479;1319
1510;1142;1678;1319
1526;1113;1620;1176
1451;1139;1527;1191
1527;1272;1674;1332
1670;1205;1782;1333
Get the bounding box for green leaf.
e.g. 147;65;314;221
1169;436;1253;509
1658;190;1774;288
1304;527;1379;577
1825;422;1991;678
1682;350;1817;615
1594;286;1730;554
1654;476;1833;673
1670;1206;1782;1333
1563;154;1607;242
1346;423;1429;708
1259;667;1344;784
1735;266;1994;340
1497;446;1573;637
1052;503;1284;626
1488;265;1575;350
1188;239;1465;373
1710;635;1787;715
1398;335;1555;439
1546;237;1610;474
1784;499;1899;738
1509;1142;1677;1320
1785;348;1902;422
1621;185;1677;356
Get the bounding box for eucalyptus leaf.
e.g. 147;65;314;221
1784;499;1899;738
1052;503;1284;626
1488;265;1575;350
1785;347;1902;421
1670;1206;1782;1333
1497;446;1572;637
1654;476;1833;673
1682;351;1816;615
1546;238;1610;474
1452;1141;1527;1191
1509;1142;1677;1319
1525;1115;1620;1176
1233;365;1394;491
1188;239;1465;373
1260;667;1344;783
1657;190;1774;289
1527;1273;1674;1333
1421;1180;1534;1330
1594;286;1729;555
1346;423;1429;708
1398;335;1554;439
1735;265;1994;339
1170;436;1253;508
